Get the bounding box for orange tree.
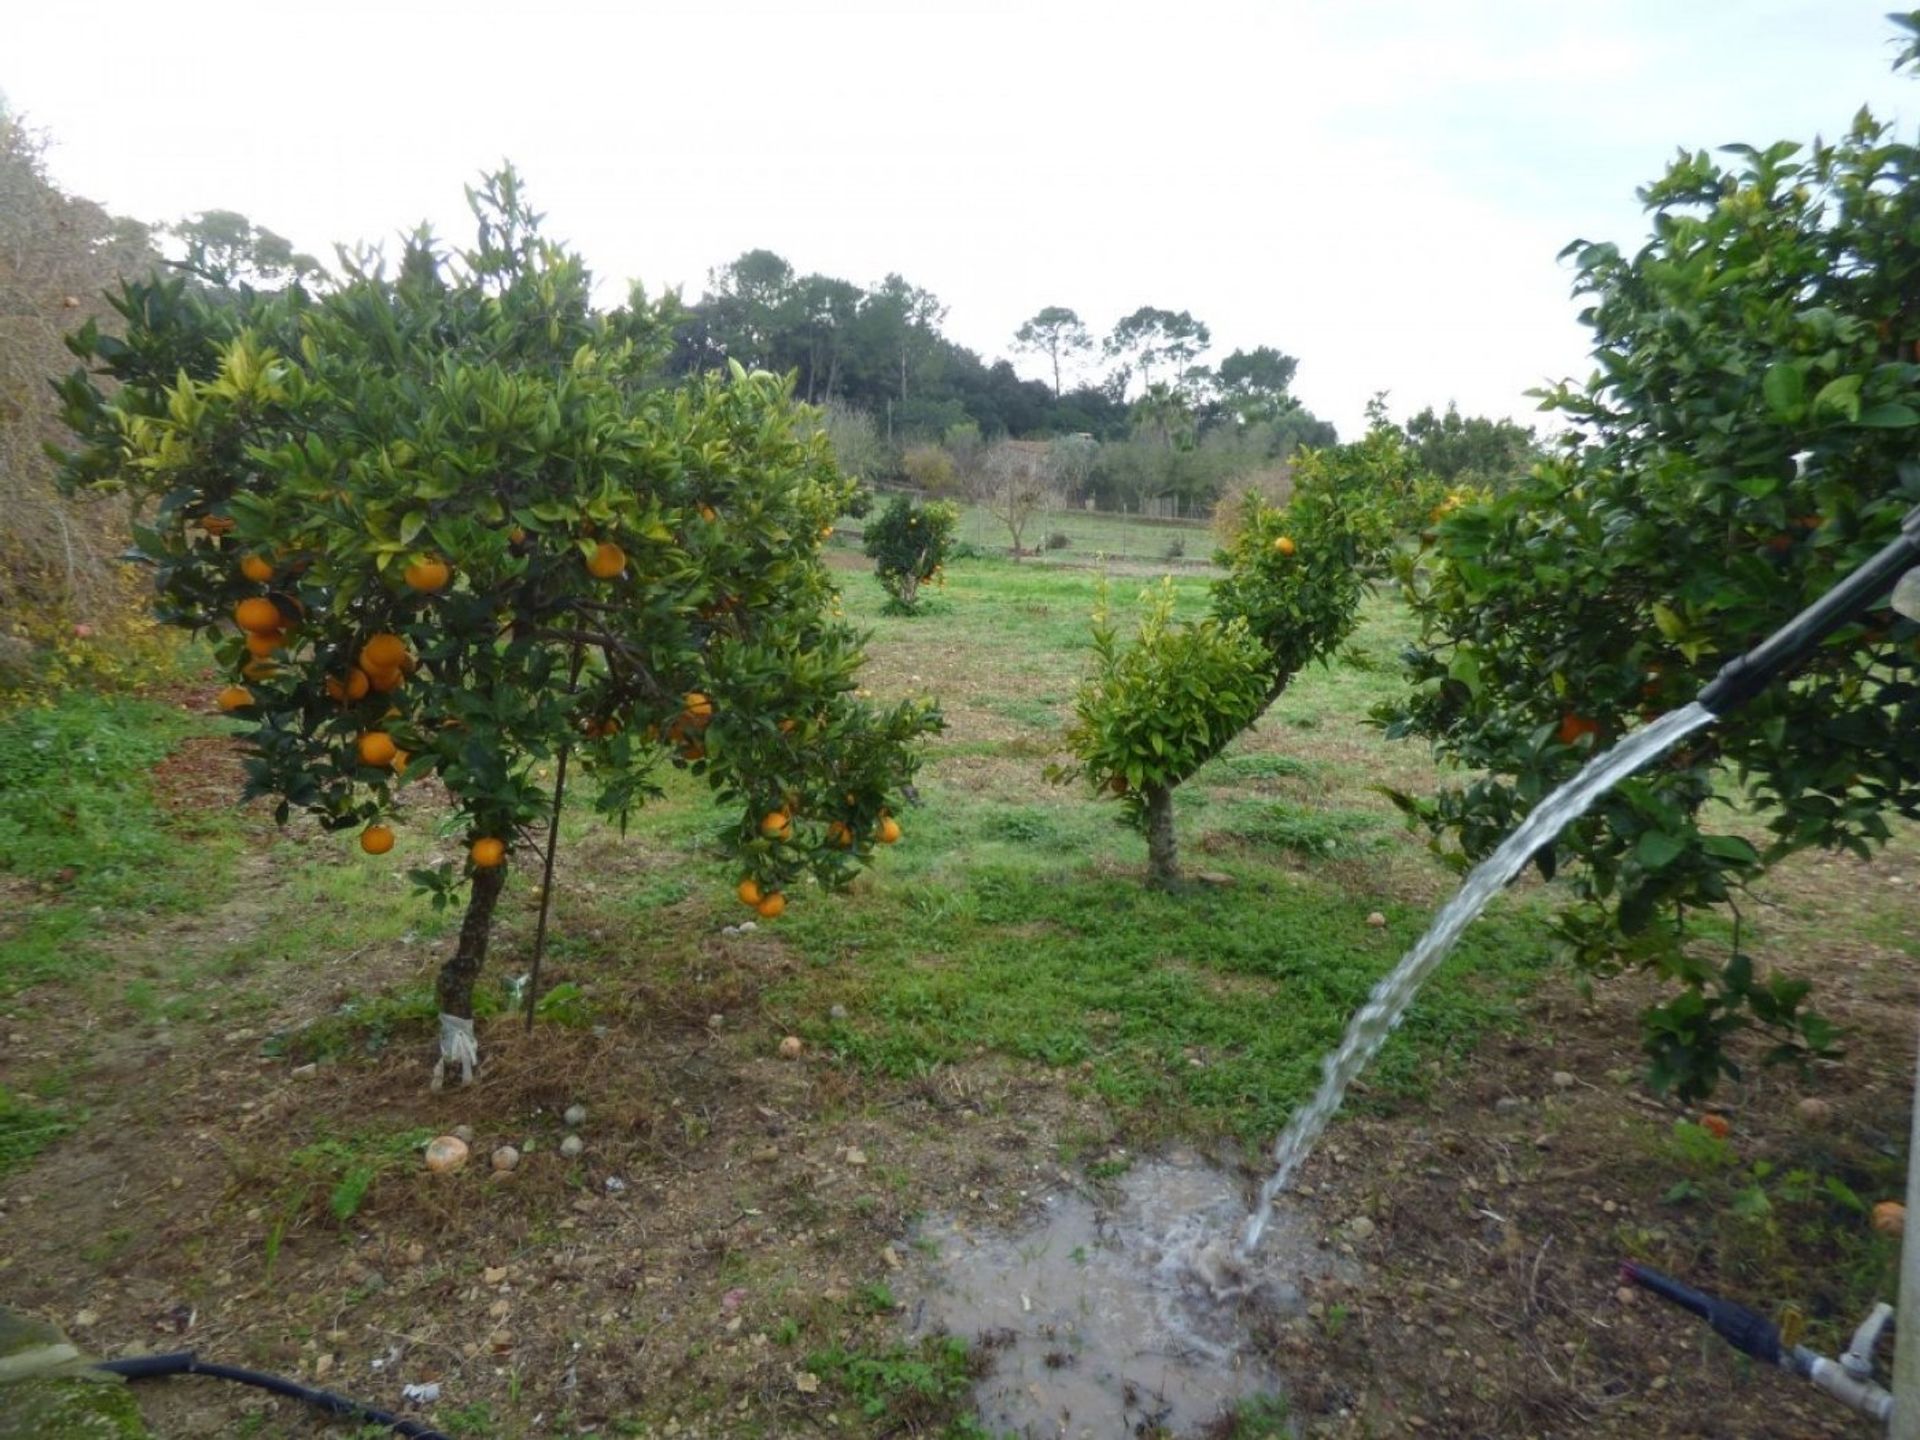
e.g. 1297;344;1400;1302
861;494;958;613
56;171;939;1084
1057;433;1401;885
1379;29;1920;1097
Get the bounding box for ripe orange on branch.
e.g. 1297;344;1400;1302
239;554;275;583
357;731;399;768
1557;713;1601;745
361;824;395;855
326;668;372;703
586;542;627;579
470;837;506;868
404;556;452;592
216;685;253;712
234;597;282;633
360;632;410;673
737;877;763;906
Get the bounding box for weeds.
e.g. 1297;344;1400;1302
807;1335;982;1426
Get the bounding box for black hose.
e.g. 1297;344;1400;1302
94;1350;451;1439
1621;1261;1784;1366
1697;502;1920;716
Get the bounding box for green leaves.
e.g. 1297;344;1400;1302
1382;66;1920;1098
861;496;957;613
55;168;940;921
1761;362;1804;417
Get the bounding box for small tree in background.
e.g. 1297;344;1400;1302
863;495;958;613
1063;581;1268;885
1058;439;1401;884
972;441;1057;557
57;170;941;1084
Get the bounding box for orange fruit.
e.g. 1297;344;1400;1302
698;504;717;523
404;556;452;593
760;810;792;840
244;630;286;658
239;554;274;583
1557;713;1601;745
200;515;236;536
586;542;627;579
360;633;409;673
326;668;373;703
878;816;902;845
737;877;763;907
360;824;395;855
367;665;405;693
216;685;253;712
1108;774;1128;795
825;821;853;848
820;525;834;540
357;731;398;768
470;837;506;868
234;597;283;633
678;740;706;762
683;692;714;727
241;657;280;681
778;718;796;735
1272;535;1297;557
1874;1201;1906;1236
755;892;786;919
1700;1113;1730;1140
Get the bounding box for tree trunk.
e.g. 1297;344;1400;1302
437;862;507;1020
1144;782;1178;887
1051;346;1062;399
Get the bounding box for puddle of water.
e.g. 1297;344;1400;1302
897;1153;1340;1438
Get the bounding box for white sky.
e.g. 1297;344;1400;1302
7;1;1915;436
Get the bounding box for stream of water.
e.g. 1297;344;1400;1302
1237;700;1716;1255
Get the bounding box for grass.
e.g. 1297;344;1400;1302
0;691;242;996
835;500;1215;569
0;1084;80;1178
806;1335;991;1435
587;557;1543;1144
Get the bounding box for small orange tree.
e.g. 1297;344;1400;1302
57;171;939;1083
1058;433;1401;884
861;494;957;613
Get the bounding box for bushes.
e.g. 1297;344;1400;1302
901;444;959;496
863;496;959;613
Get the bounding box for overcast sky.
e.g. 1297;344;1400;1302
8;1;1915;435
